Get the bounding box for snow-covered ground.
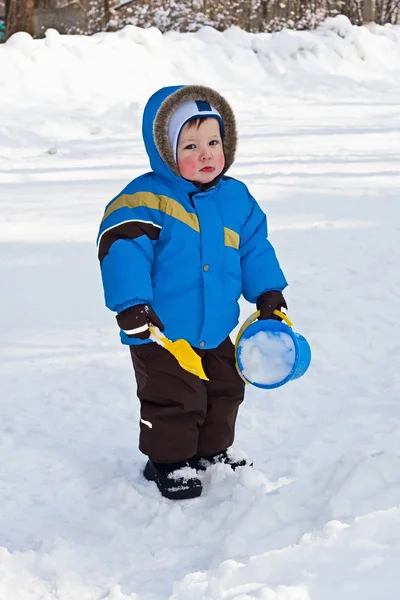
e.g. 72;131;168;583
1;15;400;599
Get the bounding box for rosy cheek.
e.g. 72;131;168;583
217;154;225;169
178;156;198;179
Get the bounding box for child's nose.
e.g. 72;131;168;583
200;146;212;160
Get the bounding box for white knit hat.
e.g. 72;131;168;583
168;100;224;161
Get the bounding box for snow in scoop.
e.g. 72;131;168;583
239;330;295;385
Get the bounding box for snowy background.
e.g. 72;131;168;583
1;15;400;599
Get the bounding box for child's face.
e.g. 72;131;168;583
177;118;225;185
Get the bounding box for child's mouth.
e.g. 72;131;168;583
200;166;215;173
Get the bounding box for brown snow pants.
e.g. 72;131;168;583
129;337;245;463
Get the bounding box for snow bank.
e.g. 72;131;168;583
171;508;400;599
1;16;400;111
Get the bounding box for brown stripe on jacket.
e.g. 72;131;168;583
98;220;161;263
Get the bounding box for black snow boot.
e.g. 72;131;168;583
143;459;202;500
191;449;253;471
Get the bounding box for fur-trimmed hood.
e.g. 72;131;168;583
142;85;237;186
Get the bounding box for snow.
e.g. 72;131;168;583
1;15;400;600
238;330;295;386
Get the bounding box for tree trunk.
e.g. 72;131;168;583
5;0;35;40
363;0;376;22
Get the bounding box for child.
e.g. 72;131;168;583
97;85;288;500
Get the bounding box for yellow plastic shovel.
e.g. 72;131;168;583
149;326;209;381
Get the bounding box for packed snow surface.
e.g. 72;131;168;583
239;330;295;385
1;15;400;600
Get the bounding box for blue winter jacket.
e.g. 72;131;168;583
97;85;287;349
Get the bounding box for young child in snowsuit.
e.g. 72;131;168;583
97;85;288;500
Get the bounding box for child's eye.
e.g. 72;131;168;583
209;140;219;146
184;144;196;150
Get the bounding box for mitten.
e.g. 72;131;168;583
256;290;287;321
116;304;164;339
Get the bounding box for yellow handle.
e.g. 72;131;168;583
272;310;293;327
148;325;165;343
235;309;293;347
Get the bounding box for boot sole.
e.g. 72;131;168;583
191;457;253;471
143;461;202;500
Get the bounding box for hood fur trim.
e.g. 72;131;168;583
154;85;237;178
